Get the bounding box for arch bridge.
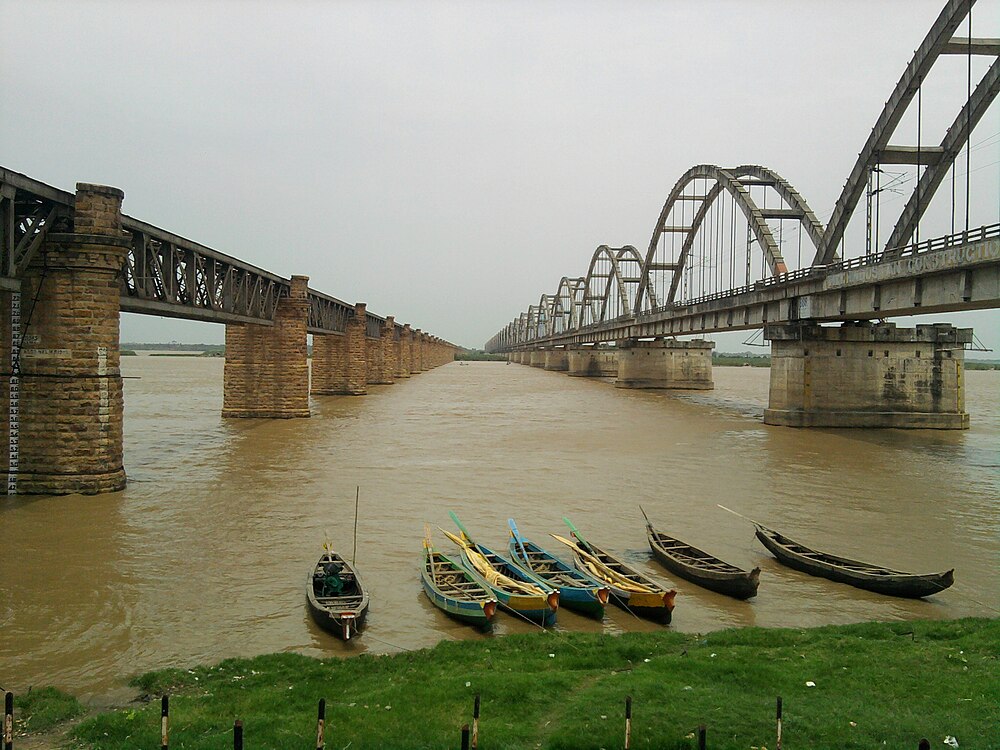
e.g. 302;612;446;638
490;0;1000;430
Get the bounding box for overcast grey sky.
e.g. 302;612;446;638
2;1;998;352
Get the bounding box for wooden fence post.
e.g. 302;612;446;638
624;696;632;749
698;724;706;750
471;694;480;749
160;695;169;750
460;723;470;750
3;692;12;750
776;696;783;750
233;719;243;750
316;698;326;749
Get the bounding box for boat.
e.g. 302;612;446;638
421;536;498;627
306;546;369;640
753;523;955;599
443;512;559;626
552;518;676;623
507;519;610;618
641;507;760;600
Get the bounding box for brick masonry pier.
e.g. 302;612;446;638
223;275;311;417
0;177;457;495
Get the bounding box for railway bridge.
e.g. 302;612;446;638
487;0;1000;431
0;169;456;495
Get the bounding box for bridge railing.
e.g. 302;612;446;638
645;223;1000;315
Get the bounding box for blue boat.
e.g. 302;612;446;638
443;512;559;626
507;519;610;618
421;539;498;628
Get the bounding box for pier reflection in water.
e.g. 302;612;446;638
1;356;997;704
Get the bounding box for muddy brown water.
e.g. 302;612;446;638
1;357;997;706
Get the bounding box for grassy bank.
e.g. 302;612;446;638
62;618;997;749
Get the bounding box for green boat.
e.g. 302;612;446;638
421;540;498;627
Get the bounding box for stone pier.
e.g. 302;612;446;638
310;302;368;396
615;338;714;390
543;348;569;371
529;349;546;367
1;183;131;494
396;324;412;377
223;275;311;417
764;321;971;429
375;316;397;384
411;329;424;373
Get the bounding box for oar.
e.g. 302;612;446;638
638;505;653;530
717;504;766;531
449;511;476;544
562;517;595;554
550;534;654;593
508;519;531;568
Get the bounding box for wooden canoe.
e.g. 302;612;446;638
306;549;369;641
507;519;610;618
642;508;759;600
421;543;498;627
754;523;954;599
444;514;559;626
553;519;676;624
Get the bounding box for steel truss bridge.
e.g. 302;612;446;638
486;0;1000;353
0;168;441;345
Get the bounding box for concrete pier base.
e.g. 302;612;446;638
543;349;569;371
764;322;971;429
567;347;618;377
529;349;546;367
614;339;715;390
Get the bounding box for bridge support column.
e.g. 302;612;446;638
223;275;311;418
411;329;424;373
567;346;600;376
615;338;714;390
396;324;412;378
529;349;546;367
543;348;569;371
375;316;396;384
1;183;130;494
764;322;971;429
310;302;368;396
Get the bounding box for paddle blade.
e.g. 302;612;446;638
507;518;520;540
448;511;473;542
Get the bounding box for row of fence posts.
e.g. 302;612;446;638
0;690;937;748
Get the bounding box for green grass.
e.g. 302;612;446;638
68;618;998;749
13;686;85;733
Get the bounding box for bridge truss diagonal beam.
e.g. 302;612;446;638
817;0;986;264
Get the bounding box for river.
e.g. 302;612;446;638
1;357;997;705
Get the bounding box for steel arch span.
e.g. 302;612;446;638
635;164;824;315
580;244;646;327
818;0;1000;263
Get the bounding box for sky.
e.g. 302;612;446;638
2;0;998;353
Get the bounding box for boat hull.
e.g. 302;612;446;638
570;545;675;624
507;536;608;618
457;546;558;626
306;551;369;641
647;528;759;600
754;526;954;599
421;549;497;628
